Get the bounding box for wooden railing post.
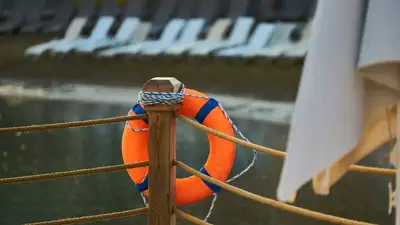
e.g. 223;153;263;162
143;77;182;225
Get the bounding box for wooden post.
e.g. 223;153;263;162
143;77;182;225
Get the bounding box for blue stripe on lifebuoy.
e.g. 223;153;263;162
199;167;221;193
194;98;219;124
132;104;149;124
135;169;221;194
135;175;149;192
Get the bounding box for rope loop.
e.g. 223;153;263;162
138;87;185;105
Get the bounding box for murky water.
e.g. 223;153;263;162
0;91;395;225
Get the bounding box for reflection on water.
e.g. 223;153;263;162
0;97;394;225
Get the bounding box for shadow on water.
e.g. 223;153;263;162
0;97;395;225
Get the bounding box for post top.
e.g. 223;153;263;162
143;77;183;93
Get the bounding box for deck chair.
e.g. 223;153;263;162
0;0;26;33
140;0;198;55
42;0;75;34
51;0;119;55
216;23;276;57
98;0;180;56
188;0;254;55
189;17;254;55
75;0;146;53
165;19;230;55
20;0;47;33
97;22;151;57
253;23;297;57
24;0;96;57
155;19;204;55
164;0;228;55
105;19;185;55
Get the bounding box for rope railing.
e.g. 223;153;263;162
175;160;376;225
0;112;391;225
0;162;148;184
0;77;392;225
0;113;394;176
178;114;396;176
0;114;147;134
25;207;148;225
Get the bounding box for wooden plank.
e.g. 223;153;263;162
143;77;183;225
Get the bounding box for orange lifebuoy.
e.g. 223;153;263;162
122;88;236;205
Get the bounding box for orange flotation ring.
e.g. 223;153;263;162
122;88;235;205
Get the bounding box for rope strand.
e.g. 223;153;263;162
178;114;396;176
175;209;213;225
0;115;147;134
0;162;148;184
24;207;148;225
175;160;376;225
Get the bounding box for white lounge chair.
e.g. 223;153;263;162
164;18;232;55
97;19;185;56
24;17;88;57
74;0;146;53
188;17;255;56
50;0;118;55
51;16;115;54
253;23;297;57
75;18;141;53
141;18;205;55
216;23;276;57
96;22;151;58
138;0;200;56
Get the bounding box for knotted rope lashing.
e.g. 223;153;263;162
128;87;258;223
138;86;185;105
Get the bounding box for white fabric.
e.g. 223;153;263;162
276;0;366;202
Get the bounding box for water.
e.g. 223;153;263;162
0;85;395;225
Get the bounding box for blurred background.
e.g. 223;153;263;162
0;0;395;224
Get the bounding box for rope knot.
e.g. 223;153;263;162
138;87;185;105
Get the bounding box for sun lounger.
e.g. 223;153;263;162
253;23;297;57
188;0;253;55
163;0;228;55
189;17;254;55
24;0;96;57
75;0;146;53
97;22;151;57
216;23;276;57
97;0;180;56
140;0;198;55
51;0;118;55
